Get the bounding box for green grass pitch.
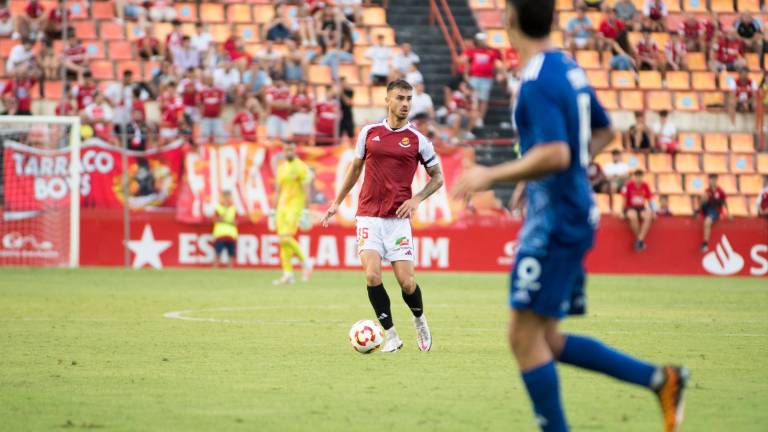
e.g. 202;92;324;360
1;268;766;431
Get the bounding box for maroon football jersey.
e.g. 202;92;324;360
355;120;438;218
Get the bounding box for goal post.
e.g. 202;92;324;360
0;115;81;268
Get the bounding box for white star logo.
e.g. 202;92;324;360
126;225;172;269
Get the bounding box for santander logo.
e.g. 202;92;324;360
702;235;745;276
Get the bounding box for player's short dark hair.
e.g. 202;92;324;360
387;79;413;93
507;0;554;39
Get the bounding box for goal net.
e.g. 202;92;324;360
0;116;81;267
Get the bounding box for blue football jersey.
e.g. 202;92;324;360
514;50;610;255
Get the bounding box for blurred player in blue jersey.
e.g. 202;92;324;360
454;1;688;431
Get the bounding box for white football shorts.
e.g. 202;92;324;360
356;216;414;262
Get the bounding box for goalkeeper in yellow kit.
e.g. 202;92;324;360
271;142;314;284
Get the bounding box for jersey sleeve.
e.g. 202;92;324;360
417;132;439;168
520;82;568;145
589;88;611;129
354;125;370;159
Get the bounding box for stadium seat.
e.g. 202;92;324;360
352;86;371;107
719;174;739;194
175;3;198;22
703;153;728;174
682;0;708;12
757;154;768;174
737;0;761;12
200;3;225;22
252;5;276;24
626;153;647;171
676;153;701;173
649;153;674;173
668;194;694;216
686;174;707;194
339;64;361;85
727;196;749;217
90;60;115;80
476;10;504;28
711;0;735;12
674;92;699;111
620;91;644;110
85;41;106;59
594;193;611;214
43;81;63;100
371;86;388;104
657;173;684;194
370;27;396;45
586;70;609;89
237;25;260;43
101;21;125;40
611;70;636;89
596;90;619;110
109;41;133;60
703;133;729;153
684;52;707;71
228;4;252;23
678;132;702;153
647;91;673;111
746;53;761;71
576;51;601;70
91;1;115;19
691;72;717;91
363;7;387;26
68;2;88;20
611;193;625;214
116;61;141;78
74;21;97;39
739;174;763;194
730;154;755;174
701;92;726;109
638;71;663;89
730;134;755;153
308;65;332;85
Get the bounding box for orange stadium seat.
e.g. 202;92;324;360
620;91;644;111
74;21;96;39
352;86;370;107
647;91;673;111
586;70;609;89
666;0;682;11
703;153;729;174
730;134;755;153
657;173;684;194
308;65;332;85
237;25;260;43
369;27;395;45
43;81;63;100
68;2;88;20
611;194;625;214
737;0;761;12
682;0;708;12
676;153;701;173
702;91;726;108
740;174;763;194
691;72;717;90
731;154;755;174
141;61;160;80
678;132;702;153
595;193;611;214
228;4;252;23
703;133;729;153
476;10;504;29
90;60;114;80
109;41;133;60
252;5;276;24
639;71;663;89
175;3;198;22
551;31;564;48
746;53;761;70
685;52;707;71
612;70;636;89
91;1;115;19
486;29;510;49
674;92;700;111
668;195;694;216
719;174;739;194
711;0;735;12
363;7;387;26
85;41;106;59
353;46;371;65
649;153;674;173
339;64;361;85
686;174;707;194
665;71;689;90
596;90;619;110
626;153;647;171
727;196;749;217
200;3;225;22
116;61;141;78
371;86;388;104
576;51;601;69
757;154;768;174
101;21;125;40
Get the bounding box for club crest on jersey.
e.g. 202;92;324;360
394;236;410;247
398;137;411;148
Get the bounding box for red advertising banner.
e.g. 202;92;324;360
2;139;185;211
77;209;768;277
174;143;470;227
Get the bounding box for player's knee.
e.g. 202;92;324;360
545;329;566;357
397;276;416;294
364;271;382;287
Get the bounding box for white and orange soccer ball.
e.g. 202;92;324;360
348;320;384;354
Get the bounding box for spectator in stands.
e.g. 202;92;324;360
213;59;242;103
465;32;500;128
84;92;114;143
614;0;638;31
172;36;201;74
657;195;672;216
583;0;604;10
266;79;292;140
296;2;318;46
147;0;176;22
338;77;355;142
177;67;202;126
62;35;88;82
699;174;729;252
256;40;285;79
626;111;652;152
122;107;153;151
106;69;151;130
318;6;354;54
165;19;184;58
289;82;315;144
735;12;763;53
158;82;182;145
0;3;13;38
115;0;147;24
136;25;162;60
678;13;704;52
651;110;677;153
2;69;36;115
405;63;424;88
598;7;625;54
337;0;363;23
318;35;354;79
191;22;212;56
366;34;392;86
664;32;687;72
603;149;630;195
44;1;71;40
730;67;757;115
315;85;339;146
266;4;297;42
566;4;596;56
588;161;609;193
393;43;420;77
642;0;667;32
14;0;46;40
710;29;747;73
608;30;636;70
198;74;226;144
283;39;308;83
757;176;768;218
231;97;263;144
635;29;660;71
6;38;37;76
243;61;273;95
409;83;434;121
446;81;477;143
55;86;76;116
37;39;59;80
622;169;654;251
72;71;97;111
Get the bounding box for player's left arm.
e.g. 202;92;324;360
396;163;444;219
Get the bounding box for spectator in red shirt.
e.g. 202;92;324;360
730;67;756;115
136;25;162;60
664;32;687;72
231;97;263;143
44;1;72;40
464;32;501;128
642;0;667;32
0;4;13;38
198;74;226;144
289;81;314;143
2;69;36;115
314;85;340;146
678;13;704;52
265;79;292;140
72;71;98;111
164;19;184;58
55;85;76;116
635;29;660;70
158;82;182;145
62;34;88;82
15;0;46;40
446;81;478;143
757;176;768;218
700;174;730;252
176;67;202;126
598;7;625;53
710;29;747;73
622;169;653;251
84;92;114;143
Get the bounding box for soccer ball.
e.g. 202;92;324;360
348;320;383;354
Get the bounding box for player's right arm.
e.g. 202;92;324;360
321;157;363;227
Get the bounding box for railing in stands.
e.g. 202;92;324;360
428;0;466;74
757;89;765;151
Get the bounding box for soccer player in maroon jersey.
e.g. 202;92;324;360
321;80;444;353
699;174;730;252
